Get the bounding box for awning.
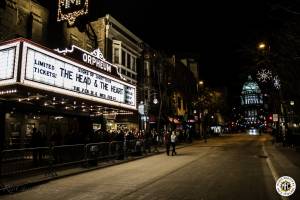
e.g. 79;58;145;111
168;117;180;124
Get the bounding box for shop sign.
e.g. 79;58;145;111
20;42;136;110
138;103;144;115
57;0;88;25
273;114;278;122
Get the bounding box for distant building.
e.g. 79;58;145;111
240;75;264;127
180;58;199;81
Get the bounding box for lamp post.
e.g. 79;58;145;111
197;80;204;138
139;87;160;132
290;101;295;123
145;91;159;132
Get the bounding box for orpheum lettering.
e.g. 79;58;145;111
82;53;111;73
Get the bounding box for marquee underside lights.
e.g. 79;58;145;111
0;89;17;95
57;0;89;25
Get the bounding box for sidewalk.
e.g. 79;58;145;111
0;143;191;194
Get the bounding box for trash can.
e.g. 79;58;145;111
88;145;99;166
135;140;142;156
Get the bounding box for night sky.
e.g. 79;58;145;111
40;0;284;102
97;1;274;87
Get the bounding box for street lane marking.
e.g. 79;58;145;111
262;145;289;200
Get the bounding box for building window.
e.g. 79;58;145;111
122;50;126;66
113;47;120;64
86;43;93;52
132;57;136;71
121;69;126;75
131;56;135;70
70;34;82;47
144;61;150;77
127;53;131;68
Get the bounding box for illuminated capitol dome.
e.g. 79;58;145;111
240;75;264;126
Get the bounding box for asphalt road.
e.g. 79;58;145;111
2;134;299;200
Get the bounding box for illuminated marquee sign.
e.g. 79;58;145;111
0;41;19;86
55;45;125;80
0;47;15;80
19;42;136;110
57;0;88;25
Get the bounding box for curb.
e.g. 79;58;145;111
0;143;192;195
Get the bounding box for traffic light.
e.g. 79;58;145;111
268;115;273;121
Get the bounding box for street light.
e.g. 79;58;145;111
196;80;204;138
257;41;271;57
139;88;160;132
258;42;266;50
153;95;158;105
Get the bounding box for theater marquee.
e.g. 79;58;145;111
0;39;136;110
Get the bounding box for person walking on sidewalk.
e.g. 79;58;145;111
164;130;171;156
171;131;177;156
152;130;159;153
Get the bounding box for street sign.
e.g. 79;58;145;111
273;114;278;122
138;103;144;115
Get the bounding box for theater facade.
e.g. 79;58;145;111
0;38;137;149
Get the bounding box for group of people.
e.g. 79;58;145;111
163;130;177;156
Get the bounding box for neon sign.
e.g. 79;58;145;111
57;0;89;25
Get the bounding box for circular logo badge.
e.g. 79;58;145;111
276;176;296;197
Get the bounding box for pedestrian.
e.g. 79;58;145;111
31;128;42;165
171;131;177;156
152;130;159;153
164;130;171;156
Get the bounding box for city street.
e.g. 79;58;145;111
1;134;299;200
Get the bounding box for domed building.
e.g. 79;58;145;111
240;76;264;128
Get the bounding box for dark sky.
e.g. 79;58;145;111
98;0;273;89
41;0;280;101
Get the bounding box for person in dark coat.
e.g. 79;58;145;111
164;130;171;156
31;128;42;165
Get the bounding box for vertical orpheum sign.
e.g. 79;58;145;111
57;0;89;25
